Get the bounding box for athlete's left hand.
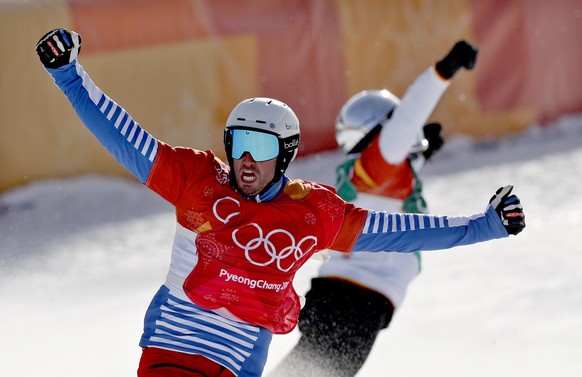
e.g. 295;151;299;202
422;123;444;160
489;185;526;235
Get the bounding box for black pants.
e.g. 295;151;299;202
271;278;394;377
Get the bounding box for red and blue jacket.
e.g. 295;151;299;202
45;61;508;377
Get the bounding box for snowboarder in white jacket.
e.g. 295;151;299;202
271;40;494;377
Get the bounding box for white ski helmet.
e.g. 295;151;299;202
335;89;400;154
224;97;300;180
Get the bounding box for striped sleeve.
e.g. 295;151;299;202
46;61;158;183
352;205;509;253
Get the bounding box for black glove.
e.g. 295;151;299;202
422;122;444;160
489;185;526;235
35;28;82;69
435;40;478;79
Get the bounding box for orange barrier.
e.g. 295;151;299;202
1;0;580;192
471;0;582;123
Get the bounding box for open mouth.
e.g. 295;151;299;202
240;169;257;184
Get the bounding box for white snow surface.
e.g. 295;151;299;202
1;115;582;376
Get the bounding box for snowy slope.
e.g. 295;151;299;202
1;116;581;377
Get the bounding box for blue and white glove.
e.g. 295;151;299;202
489;185;526;235
35;28;82;69
435;40;478;79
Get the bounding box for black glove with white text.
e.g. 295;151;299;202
35;28;82;69
435;40;478;79
489;185;526;235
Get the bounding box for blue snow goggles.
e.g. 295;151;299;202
230;129;280;162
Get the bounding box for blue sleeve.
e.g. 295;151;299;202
46;61;158;183
352;205;508;253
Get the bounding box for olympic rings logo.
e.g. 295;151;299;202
213;197;240;224
212;196;318;272
232;223;317;272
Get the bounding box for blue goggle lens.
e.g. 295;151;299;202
231;129;279;162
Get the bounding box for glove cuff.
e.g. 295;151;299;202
435;57;460;80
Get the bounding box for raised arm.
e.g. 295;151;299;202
332;185;525;254
35;28;158;183
380;40;478;164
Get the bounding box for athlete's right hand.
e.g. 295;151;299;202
435;40;478;80
35;28;82;69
